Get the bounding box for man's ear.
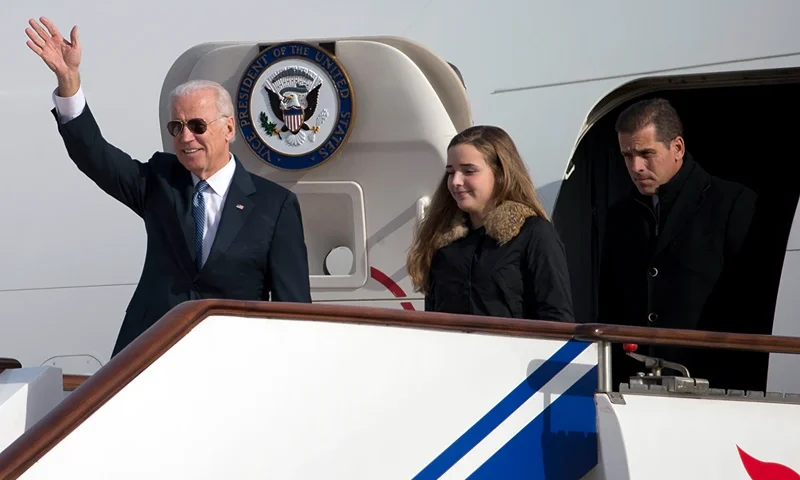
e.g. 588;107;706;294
672;135;685;162
225;116;235;141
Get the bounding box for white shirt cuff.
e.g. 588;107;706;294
52;86;87;124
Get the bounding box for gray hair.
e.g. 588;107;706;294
169;79;236;141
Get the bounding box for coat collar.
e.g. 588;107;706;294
630;151;699;208
628;151;712;257
434;201;539;250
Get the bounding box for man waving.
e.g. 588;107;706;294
25;17;312;356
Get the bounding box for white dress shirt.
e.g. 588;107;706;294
52;86;237;268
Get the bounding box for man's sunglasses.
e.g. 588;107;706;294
167;116;227;137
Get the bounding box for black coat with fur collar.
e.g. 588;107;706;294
425;201;574;322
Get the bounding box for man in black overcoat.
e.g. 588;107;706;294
598;97;758;392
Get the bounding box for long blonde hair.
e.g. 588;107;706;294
407;125;549;294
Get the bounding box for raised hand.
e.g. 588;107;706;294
25;17;82;97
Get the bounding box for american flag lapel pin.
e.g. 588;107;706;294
236;204;244;210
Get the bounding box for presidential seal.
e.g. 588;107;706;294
236;42;355;171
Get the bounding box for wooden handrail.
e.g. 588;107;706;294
62;375;89;392
47;325;800;392
0;358;22;373
0;300;578;479
575;323;800;355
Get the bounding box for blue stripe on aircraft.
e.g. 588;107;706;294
412;339;593;480
467;366;598;479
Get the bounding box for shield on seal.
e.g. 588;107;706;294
283;107;304;134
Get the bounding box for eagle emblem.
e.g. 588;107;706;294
260;66;329;147
236;41;355;171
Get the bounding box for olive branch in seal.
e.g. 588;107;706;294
259;111;280;138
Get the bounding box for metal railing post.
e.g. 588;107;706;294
597;340;612;393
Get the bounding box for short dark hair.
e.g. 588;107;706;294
615;97;683;147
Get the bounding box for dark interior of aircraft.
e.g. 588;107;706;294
554;81;800;392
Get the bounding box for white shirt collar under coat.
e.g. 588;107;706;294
191;153;236;196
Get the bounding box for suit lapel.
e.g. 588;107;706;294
171;166;198;269
203;159;256;269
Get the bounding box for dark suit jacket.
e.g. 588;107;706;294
53;105;312;356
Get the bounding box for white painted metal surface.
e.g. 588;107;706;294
596;392;800;479
20;315;598;479
0;367;63;453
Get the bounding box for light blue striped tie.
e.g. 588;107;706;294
192;180;210;270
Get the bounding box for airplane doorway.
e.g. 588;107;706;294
554;78;800;392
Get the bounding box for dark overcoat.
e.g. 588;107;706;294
598;153;758;390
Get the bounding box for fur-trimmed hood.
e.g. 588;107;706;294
433;201;539;250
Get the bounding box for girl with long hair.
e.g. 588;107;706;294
407;125;574;321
